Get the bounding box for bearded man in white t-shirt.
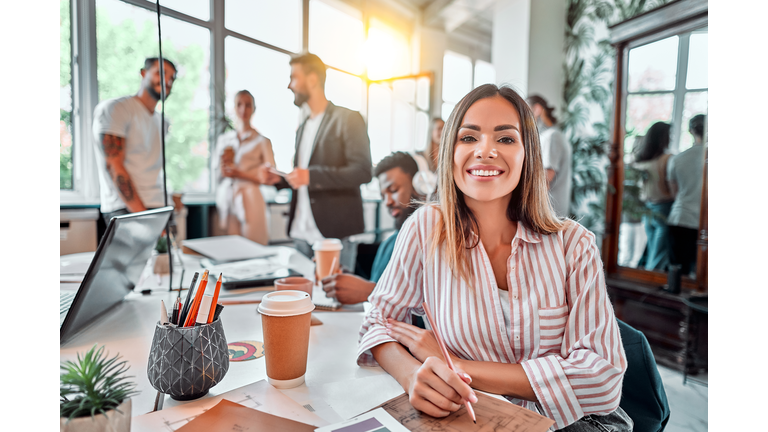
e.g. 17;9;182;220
92;57;177;223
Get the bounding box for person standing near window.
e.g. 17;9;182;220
527;95;571;218
92;57;177;223
259;53;372;268
632;122;675;271
667;114;706;276
410;117;443;198
213;90;276;245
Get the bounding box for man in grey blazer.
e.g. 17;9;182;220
261;53;372;263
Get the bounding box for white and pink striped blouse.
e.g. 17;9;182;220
357;205;626;429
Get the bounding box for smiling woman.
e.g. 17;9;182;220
357;85;632;430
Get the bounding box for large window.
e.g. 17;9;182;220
441;51;495;121
624;28;708;159
95;0;211;193
61;0;426;203
224;37;298;172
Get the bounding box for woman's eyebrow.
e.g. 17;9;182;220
494;124;519;132
458;124;520;132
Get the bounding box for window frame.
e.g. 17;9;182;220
440;50;495;121
625;29;708;154
61;0;420;205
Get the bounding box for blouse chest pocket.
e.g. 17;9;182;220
537;304;569;356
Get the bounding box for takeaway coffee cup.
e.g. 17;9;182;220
313;238;343;281
275;277;313;299
258;290;315;389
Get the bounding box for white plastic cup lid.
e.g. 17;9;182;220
258;290;315;316
312;238;343;251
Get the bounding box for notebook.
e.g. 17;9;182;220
60;207;173;345
312;283;342;311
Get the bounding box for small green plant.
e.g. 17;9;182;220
60;345;138;421
155;235;168;253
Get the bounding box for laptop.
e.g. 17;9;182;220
60;206;173;345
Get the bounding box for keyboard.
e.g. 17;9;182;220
60;291;76;314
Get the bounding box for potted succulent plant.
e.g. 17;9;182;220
60;345;138;432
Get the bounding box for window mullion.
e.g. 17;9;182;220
69;0;100;204
672;33;691;152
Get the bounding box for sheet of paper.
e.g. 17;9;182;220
182;236;276;262
373;392;555;432
132;379;328;431
175;399;316;432
315;408;410;432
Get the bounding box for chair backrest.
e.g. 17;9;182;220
617;319;671;432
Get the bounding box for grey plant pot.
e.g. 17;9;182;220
60;398;131;432
147;319;229;401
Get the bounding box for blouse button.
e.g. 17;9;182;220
515;335;520;341
513;295;518;300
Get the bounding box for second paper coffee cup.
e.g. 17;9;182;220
258;290;315;389
313;238;343;280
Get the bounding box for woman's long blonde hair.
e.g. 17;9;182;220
429;84;566;285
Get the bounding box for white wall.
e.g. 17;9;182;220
527;0;567;114
492;0;531;94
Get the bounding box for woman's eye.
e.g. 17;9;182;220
498;137;515;144
459;135;477;142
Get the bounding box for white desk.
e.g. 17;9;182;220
59;246;404;429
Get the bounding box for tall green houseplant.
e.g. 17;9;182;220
562;0;672;245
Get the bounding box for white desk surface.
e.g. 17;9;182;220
59;246;404;429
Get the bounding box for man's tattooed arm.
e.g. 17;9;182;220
101;134;147;213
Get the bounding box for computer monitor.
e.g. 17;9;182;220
60;207;173;345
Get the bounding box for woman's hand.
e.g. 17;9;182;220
407;356;477;418
386;318;456;364
221;163;241;179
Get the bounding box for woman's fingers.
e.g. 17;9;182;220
407;357;477;418
426;358;477;404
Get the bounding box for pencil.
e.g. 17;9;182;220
207;273;223;323
184;271;209;327
422;302;476;424
218;299;262;305
179;271;199;325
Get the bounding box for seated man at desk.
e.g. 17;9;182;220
321;152;424;304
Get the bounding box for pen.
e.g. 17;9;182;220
422;302;476;424
207;273;223;323
171;298;180;325
179;272;199;326
184;271;209;327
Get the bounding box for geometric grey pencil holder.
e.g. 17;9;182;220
146;318;229;401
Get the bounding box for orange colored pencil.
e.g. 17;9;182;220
184;271;209;327
207;273;223;323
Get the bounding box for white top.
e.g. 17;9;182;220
92;96;167;213
667;143;705;229
290;112;326;245
539;124;571;217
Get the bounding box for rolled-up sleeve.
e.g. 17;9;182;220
520;227;626;429
357;214;424;367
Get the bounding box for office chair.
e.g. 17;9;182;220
617;319;671;432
